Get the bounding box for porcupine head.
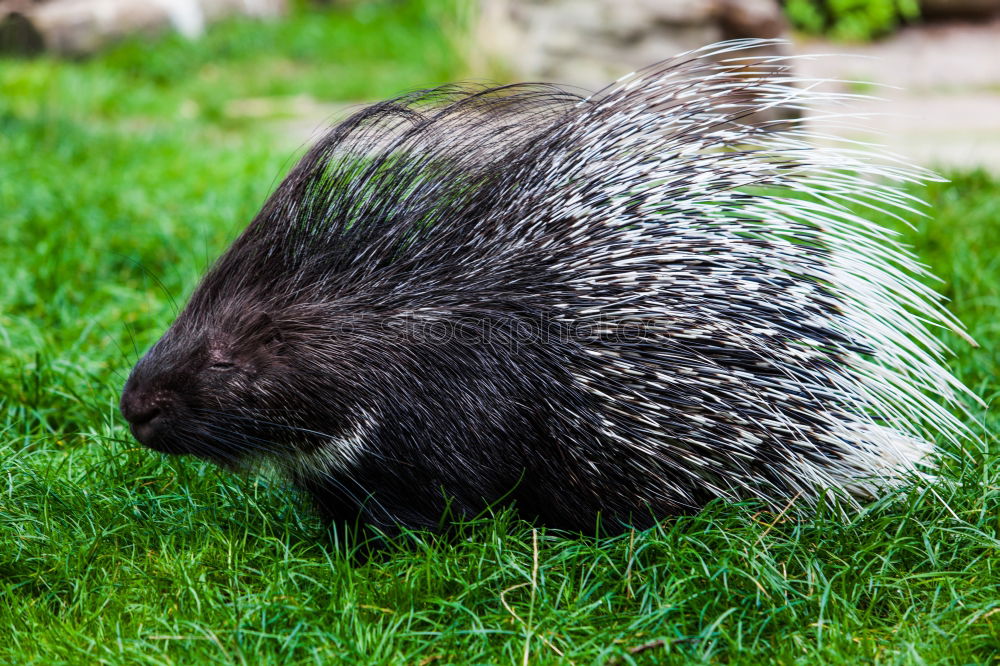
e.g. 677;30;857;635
120;40;974;535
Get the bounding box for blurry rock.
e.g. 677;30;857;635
715;0;786;39
472;0;790;91
0;3;44;54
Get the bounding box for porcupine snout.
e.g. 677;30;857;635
119;333;203;456
120;379;185;454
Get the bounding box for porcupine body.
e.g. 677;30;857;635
120;40;972;535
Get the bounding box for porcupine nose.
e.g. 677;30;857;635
124;403;161;427
120;390;166;445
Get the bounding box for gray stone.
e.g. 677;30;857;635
472;0;789;92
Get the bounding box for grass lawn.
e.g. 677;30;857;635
1;4;998;664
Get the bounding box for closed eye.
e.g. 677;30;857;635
208;362;236;371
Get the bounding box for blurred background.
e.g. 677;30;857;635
2;0;999;169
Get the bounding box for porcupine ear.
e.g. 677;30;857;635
487;38;980;497
245;310;283;348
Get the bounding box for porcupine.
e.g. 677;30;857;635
120;40;974;536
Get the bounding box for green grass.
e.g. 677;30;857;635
1;4;998;664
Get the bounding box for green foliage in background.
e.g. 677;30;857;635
2;0;462;129
1;2;998;664
783;0;920;40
